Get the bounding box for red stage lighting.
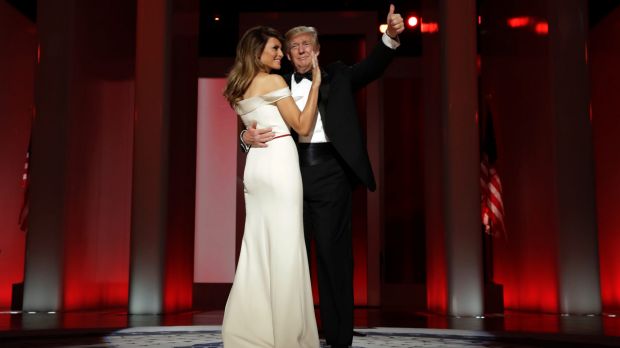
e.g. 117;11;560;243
534;21;549;35
421;21;439;34
507;16;532;28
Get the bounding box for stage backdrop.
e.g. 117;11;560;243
194;78;237;284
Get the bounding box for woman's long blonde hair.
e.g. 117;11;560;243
223;26;284;107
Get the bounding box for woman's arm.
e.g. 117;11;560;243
275;53;321;136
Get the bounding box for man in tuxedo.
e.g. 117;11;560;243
241;5;404;347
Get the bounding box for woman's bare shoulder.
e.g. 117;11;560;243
244;74;288;99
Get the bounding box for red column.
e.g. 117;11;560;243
22;0;75;312
129;0;197;314
440;0;484;317
549;0;601;315
424;0;484;316
24;0;136;311
422;0;448;314
591;1;620;314
0;1;36;310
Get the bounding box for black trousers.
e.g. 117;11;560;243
301;156;354;347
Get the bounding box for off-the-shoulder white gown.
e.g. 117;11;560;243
221;87;319;348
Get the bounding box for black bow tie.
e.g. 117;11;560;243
294;71;313;83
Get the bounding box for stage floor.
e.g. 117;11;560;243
1;308;620;347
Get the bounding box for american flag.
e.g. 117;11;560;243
480;109;505;237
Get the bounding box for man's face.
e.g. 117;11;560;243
287;33;318;73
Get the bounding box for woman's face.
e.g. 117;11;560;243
260;37;284;72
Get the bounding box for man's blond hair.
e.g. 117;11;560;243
285;26;320;52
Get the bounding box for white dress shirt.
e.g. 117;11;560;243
290;33;400;143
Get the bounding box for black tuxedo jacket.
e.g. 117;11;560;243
285;41;396;192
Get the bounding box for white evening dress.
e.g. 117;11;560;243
221;87;319;348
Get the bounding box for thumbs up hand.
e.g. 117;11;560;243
386;4;404;39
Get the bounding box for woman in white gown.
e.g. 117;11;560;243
221;26;321;348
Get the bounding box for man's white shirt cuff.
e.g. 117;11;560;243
382;32;400;49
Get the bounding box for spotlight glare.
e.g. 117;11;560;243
379;24;388;34
407;16;419;28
